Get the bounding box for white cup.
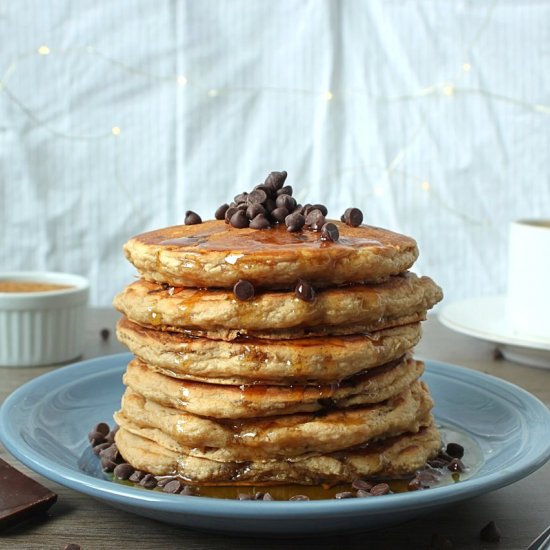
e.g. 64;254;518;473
507;220;550;340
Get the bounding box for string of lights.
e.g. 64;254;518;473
0;0;546;224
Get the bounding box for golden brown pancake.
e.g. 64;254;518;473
113;272;442;337
117;320;422;384
115;376;433;458
123;220;418;289
114;423;441;484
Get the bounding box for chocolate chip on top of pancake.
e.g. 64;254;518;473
107;170;445;492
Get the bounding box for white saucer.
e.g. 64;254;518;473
439;296;550;369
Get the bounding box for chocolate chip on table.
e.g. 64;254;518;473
249;214;271;229
113;463;135;480
233;279;255;301
429;533;453;549
246;203;265;220
285;212;305;232
335;491;356;499
264;170;287;190
215;203;229;220
304;209;325;231
342;207;363;227
295;280;316;302
320;222;339;242
352;479;373;491
445;442;464;459
271;207;289;223
230;209;249;228
479;520;501;542
447;458;465;473
289;494;310;501
139;474;157;489
100;328;110;341
163;480;183;494
184;210;202;225
370;483;390;496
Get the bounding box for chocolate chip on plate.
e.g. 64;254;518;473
100;328;110;341
370;483;390;496
479;520;501;542
184;210;202;225
447;458;465;473
289;494;310;501
113;463;135;480
129;470;145;483
320;222;339;242
351;479;373;491
139;474;157;489
215;203;229;220
233;280;255;301
445;442;464;459
335;491;356;499
295;280;316;302
356;489;373;498
163;480;183;494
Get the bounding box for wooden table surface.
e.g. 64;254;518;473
1;309;549;550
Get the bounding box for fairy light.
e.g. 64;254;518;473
324;90;333;101
462;62;471;72
176;75;188;87
111;126;121;136
421;181;431;192
37;45;50;56
442;84;455;97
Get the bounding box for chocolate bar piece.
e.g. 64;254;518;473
0;458;57;531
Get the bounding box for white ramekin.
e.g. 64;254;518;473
0;271;89;367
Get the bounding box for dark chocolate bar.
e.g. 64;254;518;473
0;458;57;531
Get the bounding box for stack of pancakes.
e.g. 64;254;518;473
113;220;443;485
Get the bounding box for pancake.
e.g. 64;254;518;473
113;273;442;336
115;375;432;457
123;220;418;289
117;320;422;384
114;423;441;484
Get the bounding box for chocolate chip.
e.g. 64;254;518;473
88;431;106;447
230;210;249;228
493;347;504;360
253;492;265;500
233;279;255;301
236;203;248;211
370;483;390;496
163;480;183;494
417;468;440;483
139;474;157;489
155;476;176;487
215;203;229;220
92;422;110;437
105;426;118;444
180;485;194;495
184;210;202;225
285;212;305;232
64;544;82;550
304;209;325;231
429;533;453;549
408;478;423;491
356;489;373;498
312;204;328;216
289;495;310;501
447;458;465;473
113;463;135;480
254;184;274;197
271;207;289;223
246;203;265;220
479;521;501;542
92;442;111;456
249;214;271;229
237;493;253;500
428;459;449;469
264;171;287;190
248;189;267;204
352;479;373;491
99;444;120;463
264;198;276;213
335;491;356;499
277;185;293;196
224;206;239;223
437;451;453;463
100;457;117;472
342;207;363;227
100;328;110;341
234;192;249;204
445;443;464;459
129;470;145;483
295;280;316;302
276;194;296;211
320;222;339;242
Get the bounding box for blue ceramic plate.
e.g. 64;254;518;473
1;353;550;535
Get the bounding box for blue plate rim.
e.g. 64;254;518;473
1;353;550;519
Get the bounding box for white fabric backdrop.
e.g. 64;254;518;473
1;0;549;305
